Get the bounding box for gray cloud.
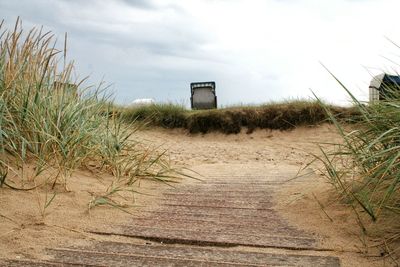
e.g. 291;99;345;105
0;0;285;105
2;0;396;106
117;0;156;9
118;0;184;12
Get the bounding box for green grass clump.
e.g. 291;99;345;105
315;70;400;254
0;19;177;210
120;100;358;134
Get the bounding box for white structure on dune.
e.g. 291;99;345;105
369;73;400;103
131;98;155;106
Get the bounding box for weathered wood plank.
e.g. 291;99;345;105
108;217;303;237
127;211;292;225
90;225;318;250
161;192;271;197
158;198;272;208
0;260;85;267
48;245;340;267
47;249;261;267
132;209;297;225
147;204;276;217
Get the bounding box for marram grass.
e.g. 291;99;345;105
0;18;179;211
315;68;400;255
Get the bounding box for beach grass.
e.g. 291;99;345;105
314;69;400;254
0;18;178;210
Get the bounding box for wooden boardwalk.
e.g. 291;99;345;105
1;168;341;266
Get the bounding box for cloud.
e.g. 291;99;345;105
117;0;156;9
1;0;400;106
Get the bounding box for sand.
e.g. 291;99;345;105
0;124;394;266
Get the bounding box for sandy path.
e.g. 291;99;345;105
0;125;392;266
134;125;332;167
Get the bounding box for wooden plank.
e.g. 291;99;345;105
132;210;289;224
162;192;271;197
157;197;272;206
162;190;273;196
109;218;301;237
133;209;293;224
167;184;275;189
159;201;272;210
48;245;340;267
46;249;258;267
150;204;276;216
90;225;318;250
0;260;85;267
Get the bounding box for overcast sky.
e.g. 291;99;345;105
1;0;400;106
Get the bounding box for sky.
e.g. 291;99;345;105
1;0;400;106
